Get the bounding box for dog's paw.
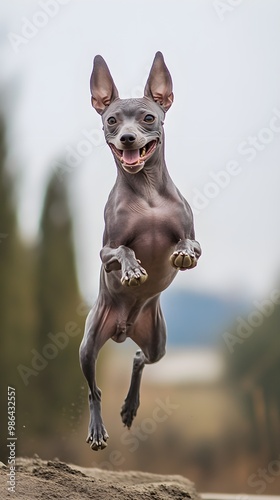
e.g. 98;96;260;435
170;250;197;270
121;398;139;428
121;262;148;286
86;423;109;451
170;240;199;270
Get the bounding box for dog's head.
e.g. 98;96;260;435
90;52;173;174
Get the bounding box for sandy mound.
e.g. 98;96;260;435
1;456;201;499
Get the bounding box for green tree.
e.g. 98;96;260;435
223;294;280;457
31;172;85;442
0;112;36;461
0;114;17;367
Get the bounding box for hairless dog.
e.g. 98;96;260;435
79;52;201;451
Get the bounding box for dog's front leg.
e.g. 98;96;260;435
101;245;148;286
170;239;201;270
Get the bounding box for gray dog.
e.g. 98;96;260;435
79;52;201;450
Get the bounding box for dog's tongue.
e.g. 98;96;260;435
122;149;140;165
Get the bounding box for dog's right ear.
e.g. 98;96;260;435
90;55;119;114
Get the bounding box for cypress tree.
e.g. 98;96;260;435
0;112;36;460
33;172;85;439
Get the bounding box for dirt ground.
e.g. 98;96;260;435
1;456;201;500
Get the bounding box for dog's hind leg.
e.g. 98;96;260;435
79;297;116;450
120;349;146;428
121;297;166;428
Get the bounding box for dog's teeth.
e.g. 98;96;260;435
141;147;146;157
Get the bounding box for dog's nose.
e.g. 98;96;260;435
120;133;136;145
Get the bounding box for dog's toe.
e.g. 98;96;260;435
121;400;139;428
121;268;148;286
170;251;196;270
86;425;109;451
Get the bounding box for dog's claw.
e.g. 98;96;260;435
121;267;148;286
169;239;200;270
90;440;108;451
86;426;109;451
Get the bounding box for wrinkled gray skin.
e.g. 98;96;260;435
79;52;201;451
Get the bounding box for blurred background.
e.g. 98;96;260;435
1;0;280;494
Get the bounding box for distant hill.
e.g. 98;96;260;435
161;288;247;347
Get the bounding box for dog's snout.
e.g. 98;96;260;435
120;133;136;145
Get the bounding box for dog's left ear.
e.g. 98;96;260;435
144;52;174;112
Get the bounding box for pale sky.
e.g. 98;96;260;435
1;0;280;301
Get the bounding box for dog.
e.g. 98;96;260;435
79;52;201;450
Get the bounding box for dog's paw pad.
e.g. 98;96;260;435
170;251;197;270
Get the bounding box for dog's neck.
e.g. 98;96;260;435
114;139;171;200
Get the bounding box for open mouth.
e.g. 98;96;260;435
109;140;158;173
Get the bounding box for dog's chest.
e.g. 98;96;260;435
123;193;184;247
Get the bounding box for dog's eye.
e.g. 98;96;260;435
107;116;117;125
144;114;155;123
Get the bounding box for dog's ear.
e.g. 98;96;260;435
144;52;174;112
90;55;119;114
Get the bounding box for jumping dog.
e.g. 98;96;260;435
79;52;201;450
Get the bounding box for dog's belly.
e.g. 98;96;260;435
132;232;176;287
